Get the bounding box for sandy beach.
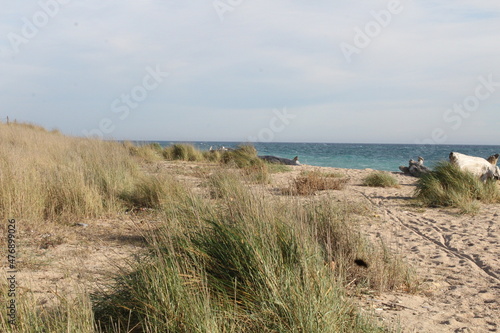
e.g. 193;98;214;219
5;1;500;330
13;161;499;332
281;165;500;333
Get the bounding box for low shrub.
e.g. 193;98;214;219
93;174;402;332
0;287;96;333
216;146;270;183
283;170;348;195
163;143;203;161
363;172;399;188
0;124;143;223
127;143;163;163
119;175;181;210
266;163;293;173
206;169;246;200
220;145;262;168
414;161;500;212
203;150;223;162
303;199;416;292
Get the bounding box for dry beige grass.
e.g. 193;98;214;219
282;170;348;195
3;123;466;332
0;122;154;223
362;171;400;188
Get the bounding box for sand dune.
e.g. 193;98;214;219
14;162;499;332
274;166;499;333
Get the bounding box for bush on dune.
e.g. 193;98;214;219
0;124;268;223
201;145;269;184
163;143;203;161
283;170;348;195
119;175;170;210
415;161;500;213
124;141;163;162
162;144;271;182
0;122;417;332
304;199;415;292
0;287;96;333
0;122;171;223
266;163;293;173
94;172;413;332
203;149;222;162
363;172;399;188
220;145;261;167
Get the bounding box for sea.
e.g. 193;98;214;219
142;141;500;172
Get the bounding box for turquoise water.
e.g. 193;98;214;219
149;141;500;172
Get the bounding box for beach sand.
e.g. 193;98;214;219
272;165;499;333
15;162;499;332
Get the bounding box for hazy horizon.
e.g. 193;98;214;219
127;139;500;147
2;1;500;145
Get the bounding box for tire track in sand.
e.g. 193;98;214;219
386;210;499;282
356;189;499;282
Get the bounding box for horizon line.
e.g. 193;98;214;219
110;139;500;147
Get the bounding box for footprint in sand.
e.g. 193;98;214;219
486;321;497;331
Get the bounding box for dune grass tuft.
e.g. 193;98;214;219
414;161;500;213
119;175;175;210
0;122;172;223
124;141;163;163
162;144;270;182
93;173;414;332
283;170;348;195
0;284;96;333
266;163;293;173
220;145;261;167
363;172;399;188
218;146;270;184
163;143;204;161
1;122;417;332
203;149;223;162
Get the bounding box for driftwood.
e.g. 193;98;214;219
399;157;430;177
258;155;300;166
449;152;500;182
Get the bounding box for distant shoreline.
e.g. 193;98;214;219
126;141;500;172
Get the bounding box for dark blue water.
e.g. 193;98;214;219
142;141;500;172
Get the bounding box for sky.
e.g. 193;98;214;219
1;0;500;144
